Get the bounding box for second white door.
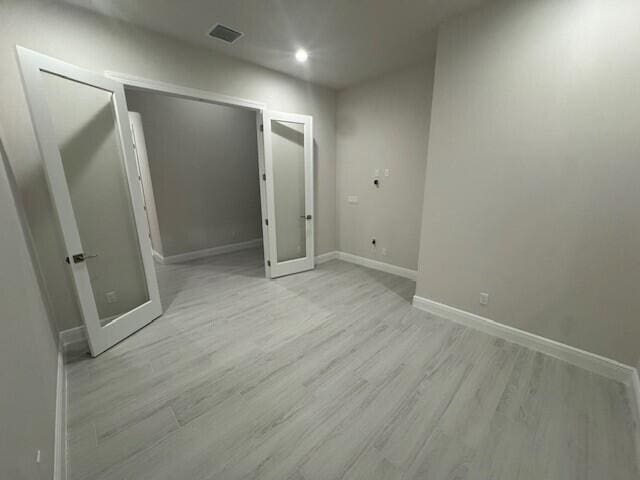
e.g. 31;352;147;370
262;111;314;278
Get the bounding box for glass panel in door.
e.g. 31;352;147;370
270;119;307;263
41;72;150;327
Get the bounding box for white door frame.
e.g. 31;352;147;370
105;71;273;276
16;47;162;356
128;112;163;257
263;110;314;278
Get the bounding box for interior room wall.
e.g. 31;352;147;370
416;0;640;366
0;134;59;480
0;0;337;332
336;62;435;271
125;90;261;258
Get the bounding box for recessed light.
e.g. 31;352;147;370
295;49;308;63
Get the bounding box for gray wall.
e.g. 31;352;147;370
0;135;59;480
125;91;261;258
0;0;336;332
336;63;435;270
417;0;640;365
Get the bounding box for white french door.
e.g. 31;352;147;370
262;110;314;278
17;47;162;356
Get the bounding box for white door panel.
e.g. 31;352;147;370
17;47;162;356
262;111;314;278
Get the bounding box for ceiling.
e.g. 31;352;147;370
61;0;488;89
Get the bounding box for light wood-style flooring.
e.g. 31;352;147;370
65;248;639;479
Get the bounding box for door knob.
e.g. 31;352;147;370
65;253;98;264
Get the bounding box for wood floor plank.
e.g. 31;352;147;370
64;248;639;480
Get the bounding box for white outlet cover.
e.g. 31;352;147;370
480;292;489;305
381;248;387;256
347;195;359;204
384;168;390;177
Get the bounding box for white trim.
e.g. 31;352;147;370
154;238;263;265
54;346;67;480
256;111;271;277
129;112;163;255
630;369;640;471
315;251;339;264
151;249;164;264
59;325;86;348
105;71;266;112
412;295;635;383
337;252;417;281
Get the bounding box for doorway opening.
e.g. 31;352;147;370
17;46;315;355
123;88;265;311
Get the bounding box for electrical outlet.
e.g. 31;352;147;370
381;247;387;256
384;168;390;177
106;291;118;304
480;292;489;306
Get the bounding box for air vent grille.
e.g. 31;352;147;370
208;24;243;43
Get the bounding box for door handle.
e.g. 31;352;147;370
300;215;312;220
65;253;98;264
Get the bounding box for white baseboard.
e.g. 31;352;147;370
54;346;66;480
154;238;263;264
412;295;635;384
630;369;640;470
315;251;339;264
336;252;417;281
151;249;163;264
59;325;86;348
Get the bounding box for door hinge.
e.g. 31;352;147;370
262;173;266;181
265;219;269;226
260;124;264;132
267;260;271;266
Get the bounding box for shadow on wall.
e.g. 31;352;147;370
0;132;59;343
272;120;304;146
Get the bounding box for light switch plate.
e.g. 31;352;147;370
347;195;359;204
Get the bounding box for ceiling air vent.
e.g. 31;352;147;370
208;24;243;43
